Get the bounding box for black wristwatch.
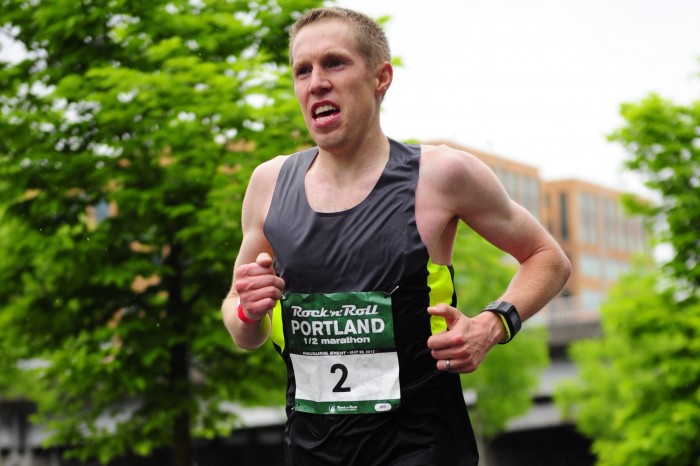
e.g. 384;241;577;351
481;301;522;344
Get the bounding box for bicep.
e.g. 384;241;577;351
230;159;282;288
452;157;552;263
469;201;553;264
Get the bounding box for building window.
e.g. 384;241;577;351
579;193;598;245
604;199;619;250
524;176;540;219
604;258;630;282
580;253;602;278
581;289;604;312
560;192;569;241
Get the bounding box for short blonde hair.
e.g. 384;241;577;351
289;7;391;72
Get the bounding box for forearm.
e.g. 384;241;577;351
499;246;571;321
222;295;271;350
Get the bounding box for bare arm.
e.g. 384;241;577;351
451;154;571;320
222;157;286;350
422;146;571;372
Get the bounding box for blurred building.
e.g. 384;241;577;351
541;178;649;341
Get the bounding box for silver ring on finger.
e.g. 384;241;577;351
445;359;452;372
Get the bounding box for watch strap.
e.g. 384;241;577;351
481;301;522;344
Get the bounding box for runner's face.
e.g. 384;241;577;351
291;19;383;150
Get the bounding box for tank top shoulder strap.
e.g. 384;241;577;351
271;147;317;208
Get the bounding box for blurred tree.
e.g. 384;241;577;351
452;225;550;438
608;91;700;290
0;205;38;400
555;269;700;466
556;74;700;465
0;0;320;464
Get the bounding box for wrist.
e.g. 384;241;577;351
238;302;262;325
481;301;521;344
478;311;507;345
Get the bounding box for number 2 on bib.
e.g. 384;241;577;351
331;363;351;392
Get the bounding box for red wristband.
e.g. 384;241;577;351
237;303;259;325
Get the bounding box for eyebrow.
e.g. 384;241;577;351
292;48;353;67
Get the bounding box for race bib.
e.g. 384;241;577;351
282;291;400;415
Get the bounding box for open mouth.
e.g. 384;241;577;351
313;103;340;121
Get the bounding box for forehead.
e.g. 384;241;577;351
291;18;361;64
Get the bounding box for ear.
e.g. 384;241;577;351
375;61;393;97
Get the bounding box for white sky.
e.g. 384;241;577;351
336;0;700;193
2;1;699;194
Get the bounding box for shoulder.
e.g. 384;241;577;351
242;155;290;224
246;153;299;203
418;143;516;226
249;154;289;187
420;144;496;180
248;146;317;189
419;144;502;197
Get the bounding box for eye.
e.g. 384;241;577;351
327;59;343;68
294;65;311;78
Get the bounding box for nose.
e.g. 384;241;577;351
309;68;331;95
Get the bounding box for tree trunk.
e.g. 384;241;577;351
168;242;192;466
171;342;192;466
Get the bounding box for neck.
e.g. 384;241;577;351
314;131;390;180
304;131;391;213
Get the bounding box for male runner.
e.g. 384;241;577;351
222;7;571;465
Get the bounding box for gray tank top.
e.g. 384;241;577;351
262;139;478;465
264;138;429;294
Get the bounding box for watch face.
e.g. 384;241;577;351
487;301;513;313
484;301;521;334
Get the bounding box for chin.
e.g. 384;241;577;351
311;132;344;150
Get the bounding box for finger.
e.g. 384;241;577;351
255;252;274;269
235;261;274;279
235;273;285;295
244;284;285;305
427;303;463;330
426;305;463;351
244;296;280;316
238;282;285;316
440;359;451;372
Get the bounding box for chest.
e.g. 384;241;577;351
304;182;374;213
300;163;457;265
304;165;385;214
265;155;427;292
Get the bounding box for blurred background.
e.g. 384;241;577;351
1;1;698;465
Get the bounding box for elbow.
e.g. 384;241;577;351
232;337;260;352
227;314;271;351
559;251;572;285
224;316;264;351
233;335;269;352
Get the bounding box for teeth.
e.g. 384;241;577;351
314;104;337;117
